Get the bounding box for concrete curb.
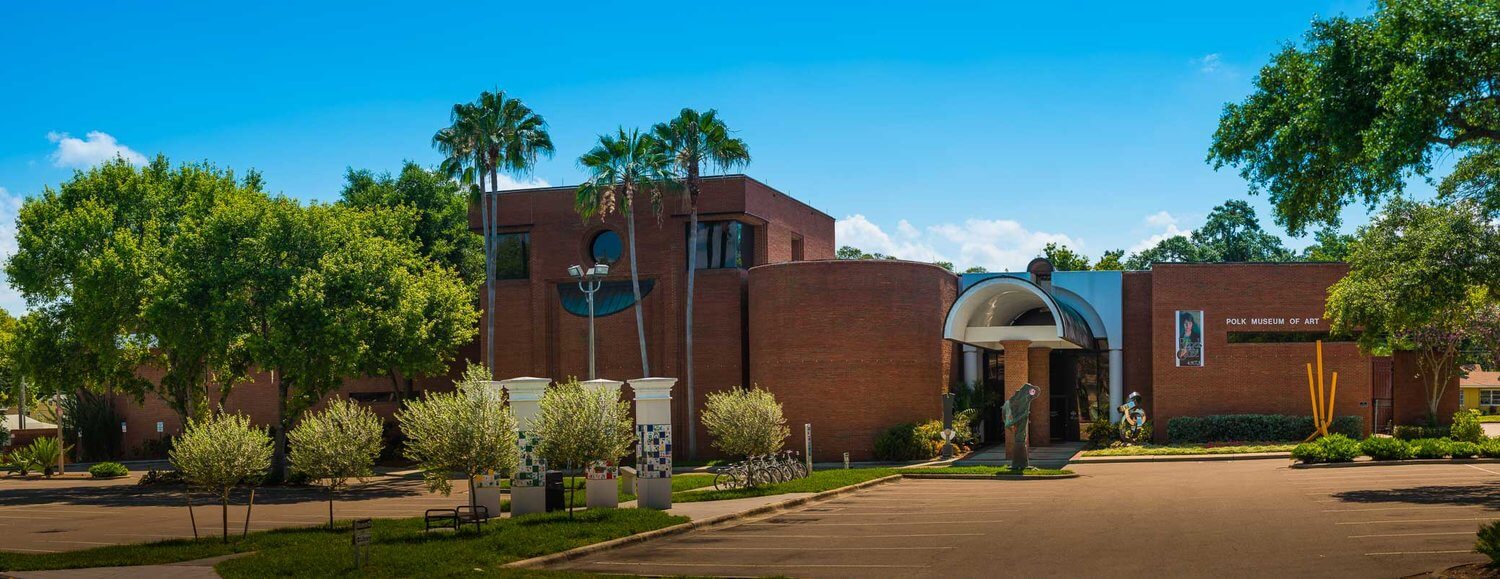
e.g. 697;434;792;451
1290;457;1500;469
502;474;903;569
902;472;1080;480
1072;452;1291;464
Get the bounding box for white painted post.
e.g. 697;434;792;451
472;381;506;516
629;377;676;510
582;379;624;509
501;377;552;516
804;423;813;473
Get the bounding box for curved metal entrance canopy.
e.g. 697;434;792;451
943;274;1096;350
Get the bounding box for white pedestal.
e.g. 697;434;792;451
629;377;676;510
501;377;551;516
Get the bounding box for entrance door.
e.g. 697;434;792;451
1371;356;1394;434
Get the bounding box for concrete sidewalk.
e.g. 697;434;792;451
6;554;244;579
954;441;1084;469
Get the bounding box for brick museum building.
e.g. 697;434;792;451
106;175;1455;460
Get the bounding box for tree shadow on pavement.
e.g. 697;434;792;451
1331;482;1500;510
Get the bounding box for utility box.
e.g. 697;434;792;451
544;471;565;512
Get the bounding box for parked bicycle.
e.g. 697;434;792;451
713;450;810;490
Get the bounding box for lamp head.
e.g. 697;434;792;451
567;265;584;279
589;264;610;277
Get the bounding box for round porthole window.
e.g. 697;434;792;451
591;230;622;265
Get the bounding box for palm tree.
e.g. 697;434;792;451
575;128;674;377
652;109;750;458
433;91;553;375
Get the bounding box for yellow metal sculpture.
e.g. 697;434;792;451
1305;340;1339;441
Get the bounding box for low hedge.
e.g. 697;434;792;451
88;462;129;478
1410;438;1453;459
1393;425;1451;440
1359;437;1412;461
1167;414;1362;443
1291;434;1360;464
873;423;938;461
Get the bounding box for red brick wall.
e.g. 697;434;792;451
1149;263;1378;441
1121;271;1154;417
748;260;957;461
1392;350;1461;426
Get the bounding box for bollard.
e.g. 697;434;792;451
581;379;624;509
628;377;677;510
501;377;552;516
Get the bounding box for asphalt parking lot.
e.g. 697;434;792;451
552;460;1499;578
0;474;468;553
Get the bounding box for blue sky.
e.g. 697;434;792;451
0;0;1408;312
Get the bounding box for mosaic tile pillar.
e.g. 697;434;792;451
501;377;551;516
582;379;624;509
472;380;507;515
629;377;676;510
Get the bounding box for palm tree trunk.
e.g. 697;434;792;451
685;187;699;459
484;172;496;375
625;192;650;377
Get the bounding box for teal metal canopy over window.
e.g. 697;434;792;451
558;279;655;317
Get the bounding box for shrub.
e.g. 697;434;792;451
701;386;790;458
398;365;519;498
1451;441;1481;459
19;437;65;477
137;469;185;486
1293;434;1360;464
1452;409;1485;443
1393;425;1451;440
88;462;129;478
1410;438;1453;459
874;423;938;461
1360;437;1412;461
1482;439;1500;459
1084;420;1120;450
288;398;384;528
170;413;273;543
532;379;635;514
0;419;9;448
1291;442;1327;463
1478;521;1500;567
1166;414;1362;443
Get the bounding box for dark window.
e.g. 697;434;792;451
349;391;395;404
1227;331;1358;344
792;236;804;261
591;230;622;265
491;233;529;280
688;221;754;269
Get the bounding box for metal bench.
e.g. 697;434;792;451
424;506;489;533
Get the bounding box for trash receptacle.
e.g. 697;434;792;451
544;470;565;512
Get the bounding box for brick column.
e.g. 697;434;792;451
1028;347;1052;446
1000;340;1031;461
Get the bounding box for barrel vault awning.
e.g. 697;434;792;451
943;275;1096;350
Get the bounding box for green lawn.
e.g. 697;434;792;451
673;466;1071;503
1479;415;1500;423
0;508;684;577
1079;443;1297;457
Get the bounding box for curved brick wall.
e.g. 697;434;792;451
748;260;958;461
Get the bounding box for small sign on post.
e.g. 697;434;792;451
804;423;813;473
351;518;373;568
843;452;850;470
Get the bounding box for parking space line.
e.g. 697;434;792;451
0;547;61;553
1336;517;1497;525
1348;531;1475;539
746;520;1006;527
773;510;1019;516
593;561;930;569
660;546;957;551
697;532;986;539
1468;465;1500;476
1324;506;1492;513
1365;550;1473;556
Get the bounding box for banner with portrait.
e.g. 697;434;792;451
1175;310;1204;367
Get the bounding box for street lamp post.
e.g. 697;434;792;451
568;263;609;380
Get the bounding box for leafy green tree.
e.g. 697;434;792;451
1124;236;1204;270
701;387;790;459
963;266;989;274
1041;242;1091;271
932;261;955;272
1326;199;1500;422
398;365;519;508
1300;227;1357;262
7;157;261;423
575;128;674;377
1093;250;1126;271
288;398;384;529
653;109;750;459
433;91;553;376
530;379;635;516
1209;0;1500;234
339;164;481;400
170;413;273;543
835;245;897;260
1190;200;1292;262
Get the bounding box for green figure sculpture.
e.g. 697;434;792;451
1003;383;1040;471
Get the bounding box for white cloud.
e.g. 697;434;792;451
0;187;25;315
47;131;148;168
836;214;1078;272
1194;53;1223;74
488;174;549;191
1129;211;1193;254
